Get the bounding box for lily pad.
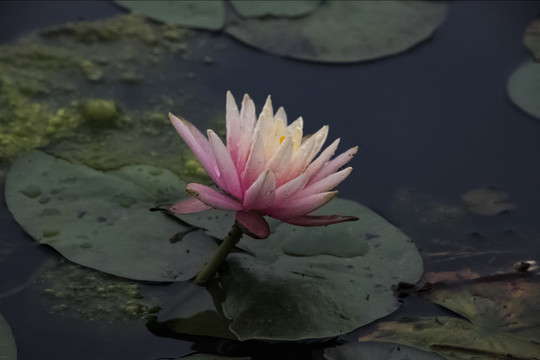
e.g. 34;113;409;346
358;277;540;360
0;313;16;360
524;18;540;61
324;341;444;360
5;151;218;282
461;186;516;216
163;199;423;341
508;60;540;120
114;1;225;30
225;1;448;63
230;0;321;18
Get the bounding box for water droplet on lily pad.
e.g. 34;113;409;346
43;229;60;237
5;151;218;282
20;185;41;198
38;195;51;204
40;208;62;216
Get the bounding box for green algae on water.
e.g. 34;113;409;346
36;260;160;322
0;13;222;184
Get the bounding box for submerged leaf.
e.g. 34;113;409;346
508;60;540;120
164;199;423;341
358;277;540;360
230;0;321;18
324;341;444;360
5;151;218;282
0;313;16;360
115;0;225;30
461;186;516;216
225;0;448;63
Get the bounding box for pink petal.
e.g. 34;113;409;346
237;95;256;172
186;183;242;211
168;197;212;215
288;125;328;177
296;167;352;197
266;191;337;219
243;170;276;210
274;173;308;203
169;113;220;184
240;129;265;190
305;138;340;182
226;91;241;167
281;214;359;226
265;136;293;186
309;146;358;185
235;210;270;239
208;130;243;199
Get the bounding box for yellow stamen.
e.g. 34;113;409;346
280;135;285;144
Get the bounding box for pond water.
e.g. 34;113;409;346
1;1;540;359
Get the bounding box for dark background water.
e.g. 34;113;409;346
1;1;540;359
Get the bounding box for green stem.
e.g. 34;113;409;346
194;223;243;285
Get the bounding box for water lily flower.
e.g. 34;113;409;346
167;92;358;283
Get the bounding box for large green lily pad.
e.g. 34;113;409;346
323;341;444;360
358;277;540;360
0;313;16;360
162;199;423;341
230;0;321;18
225;0;448;63
115;1;225;30
5;151;218;282
508;60;540;120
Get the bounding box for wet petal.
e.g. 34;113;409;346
274;173;308;203
287;117;304;150
208;130;243;199
267;191;337;219
167;197;212;214
274;106;287;124
305;138;340;182
310;146;358;185
237;95;256;172
289;125;328;177
243;170;276;210
187;183;242;210
235;210;270;239
169;113;219;182
241;129;266;189
226;91;241;167
297;167;352;196
265;135;293;186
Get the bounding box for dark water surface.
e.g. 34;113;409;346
1;1;540;359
